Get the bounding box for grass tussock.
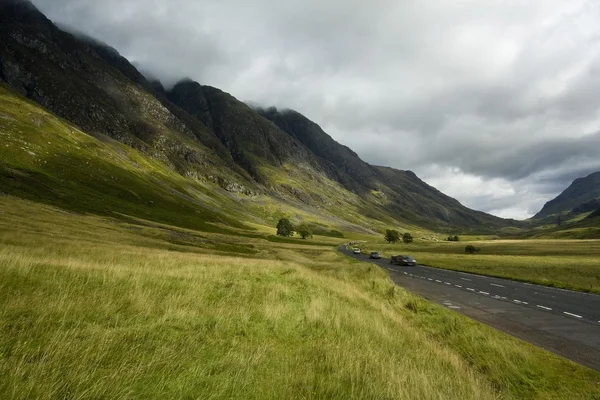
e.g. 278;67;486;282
1;197;599;399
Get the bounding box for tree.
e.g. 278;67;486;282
297;223;313;239
276;218;294;237
402;232;413;243
465;245;480;254
447;235;460;242
384;229;400;243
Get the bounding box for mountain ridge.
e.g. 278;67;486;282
533;171;600;219
0;0;519;232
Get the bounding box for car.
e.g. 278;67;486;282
390;255;417;266
352;248;361;254
369;251;381;259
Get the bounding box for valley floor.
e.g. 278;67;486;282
366;239;600;295
1;197;599;399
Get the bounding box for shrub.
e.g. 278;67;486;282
402;232;413;243
465;245;480;254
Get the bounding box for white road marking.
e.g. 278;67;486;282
455;285;462;288
490;283;505;288
563;312;582;319
513;300;522;304
448;306;461;309
435;280;442;283
522;302;529;305
427;278;433;281
467;288;475;291
501;297;507;300
445;282;451;285
460;278;472;281
479;291;490;295
537;305;552;311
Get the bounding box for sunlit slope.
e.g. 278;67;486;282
1;196;599;399
0;84;250;232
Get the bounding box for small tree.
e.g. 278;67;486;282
465;245;480;254
276;218;294;237
385;229;400;243
447;235;460;242
402;232;413;243
297;223;313;239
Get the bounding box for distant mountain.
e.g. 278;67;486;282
534;172;600;219
0;0;518;233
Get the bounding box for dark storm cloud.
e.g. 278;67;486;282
29;0;600;219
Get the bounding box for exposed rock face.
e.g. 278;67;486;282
0;1;518;230
534;172;600;218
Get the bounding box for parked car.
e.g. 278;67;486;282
390;255;417;266
369;251;381;259
352;248;361;254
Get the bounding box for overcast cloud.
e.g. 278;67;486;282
31;0;600;219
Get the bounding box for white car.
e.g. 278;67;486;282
352;248;361;254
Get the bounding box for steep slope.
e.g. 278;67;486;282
259;108;513;230
534;172;600;219
0;0;519;233
0;0;253;193
0;84;248;233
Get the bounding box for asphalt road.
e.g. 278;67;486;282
340;246;600;372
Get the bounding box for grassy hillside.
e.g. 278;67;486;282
0;84;250;233
1;196;599;399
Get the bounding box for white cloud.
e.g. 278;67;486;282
31;0;600;219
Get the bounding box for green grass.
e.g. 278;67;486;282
1;197;599;399
368;239;600;294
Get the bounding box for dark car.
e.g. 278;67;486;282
369;251;381;259
390;255;417;266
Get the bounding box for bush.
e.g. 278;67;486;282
329;230;344;238
402;232;413;243
465;245;480;254
447;235;460;242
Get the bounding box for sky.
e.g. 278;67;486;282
31;0;600;219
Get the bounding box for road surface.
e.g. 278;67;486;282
340;246;600;372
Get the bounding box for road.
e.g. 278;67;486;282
340;246;600;372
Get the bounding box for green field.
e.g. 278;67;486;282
1;197;599;399
367;239;600;294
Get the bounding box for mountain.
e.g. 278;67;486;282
533;172;600;219
0;0;517;233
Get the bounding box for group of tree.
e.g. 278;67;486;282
276;218;313;239
384;229;413;244
447;235;460;242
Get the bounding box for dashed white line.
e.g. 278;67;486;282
513;300;522;304
467;288;475;291
563;312;583;319
537;305;552;311
455;285;462;288
460;278;472;281
490;283;505;288
445;282;451;285
479;291;490;295
427;278;433;281
435;280;442;283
